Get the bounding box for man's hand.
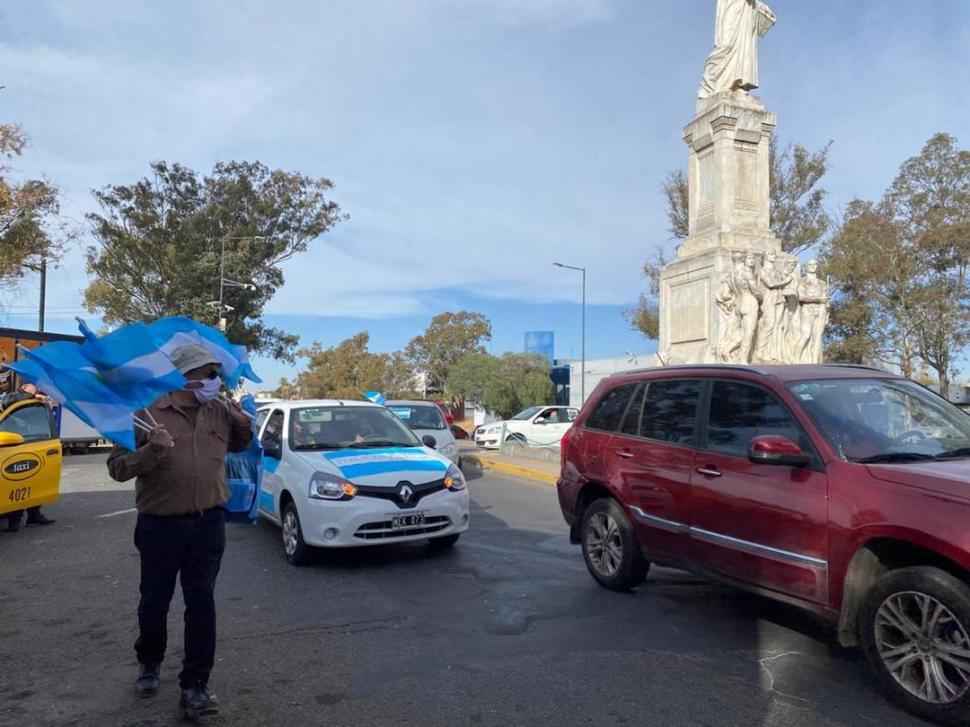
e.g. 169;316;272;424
226;398;252;427
147;425;175;452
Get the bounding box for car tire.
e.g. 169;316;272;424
281;500;312;566
429;534;460;550
580;498;649;592
859;566;970;724
506;433;527;447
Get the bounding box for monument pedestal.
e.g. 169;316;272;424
659;91;783;365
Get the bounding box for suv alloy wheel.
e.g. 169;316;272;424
580;498;649;591
859;566;970;724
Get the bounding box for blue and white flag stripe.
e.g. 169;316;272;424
322;447;449;481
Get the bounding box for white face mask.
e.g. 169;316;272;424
191;377;223;403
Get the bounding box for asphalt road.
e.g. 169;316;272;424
0;452;928;727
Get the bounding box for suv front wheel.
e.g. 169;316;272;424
580;498;649;592
859;566;970;724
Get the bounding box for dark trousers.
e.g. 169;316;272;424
134;508;226;688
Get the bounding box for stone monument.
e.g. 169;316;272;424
658;0;830;366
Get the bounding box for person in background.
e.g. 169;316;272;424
1;380;56;531
106;343;252;719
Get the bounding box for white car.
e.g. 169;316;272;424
255;400;470;565
384;400;461;465
474;405;580;449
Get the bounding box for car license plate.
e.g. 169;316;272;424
391;512;425;530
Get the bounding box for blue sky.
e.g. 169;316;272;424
2;1;969;388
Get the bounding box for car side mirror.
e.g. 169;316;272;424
0;432;25;447
422;435;437;449
749;435;810;468
534;417;546;425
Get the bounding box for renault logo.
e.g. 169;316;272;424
399;484;414;504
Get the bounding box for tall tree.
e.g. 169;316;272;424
825;134;970;393
447;352;553;420
823;200;922;377
294;333;421;401
404;311;492;392
84;160;345;361
889;133;970;394
626;138;831;339
0;124;66;290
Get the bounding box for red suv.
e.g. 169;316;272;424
558;364;970;724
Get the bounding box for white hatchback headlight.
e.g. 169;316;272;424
309;472;358;500
444;463;466;491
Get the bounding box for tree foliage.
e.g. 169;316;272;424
824;133;970;393
447;352;553;419
293;332;421;401
404;311;492;391
0;124;66;290
628;138;832;340
84;160;345;361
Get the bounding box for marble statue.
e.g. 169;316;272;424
755;250;787;362
780;258;801;361
735;253;763;364
699;0;776;99
795;259;831;364
715;252;745;362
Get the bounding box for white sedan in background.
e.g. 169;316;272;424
474;405;580;449
384;400;461;466
255;400;470;565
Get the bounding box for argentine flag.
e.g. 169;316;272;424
9;317;262;450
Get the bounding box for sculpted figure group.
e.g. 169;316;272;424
714;250;830;365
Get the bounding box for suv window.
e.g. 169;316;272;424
619;385;646;437
640;380;702;445
0;403;54;442
707;381;810;457
586;384;638;432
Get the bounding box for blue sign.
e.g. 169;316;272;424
525;331;555;363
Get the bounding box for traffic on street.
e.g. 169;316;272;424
0;450;929;726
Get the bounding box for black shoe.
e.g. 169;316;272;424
180;685;219;719
134;664;160;698
26;513;55;526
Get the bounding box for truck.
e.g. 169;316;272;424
0;326;103;454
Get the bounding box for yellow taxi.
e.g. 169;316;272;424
0;396;62;517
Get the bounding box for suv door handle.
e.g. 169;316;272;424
696;466;722;478
615;450;635;459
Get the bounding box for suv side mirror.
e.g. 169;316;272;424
749;435;810;468
0;432;26;447
422;435;437;449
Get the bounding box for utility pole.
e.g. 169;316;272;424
38;257;47;332
553;262;587;406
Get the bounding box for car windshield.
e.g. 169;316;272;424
387;404;447;431
788;378;970;463
511;407;544;421
289;405;422;450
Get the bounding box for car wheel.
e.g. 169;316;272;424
429;534;460;550
580;498;648;592
859;566;970;724
281;501;312;566
506;433;527;447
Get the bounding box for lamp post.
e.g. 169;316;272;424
217;235;266;331
553;262;586;406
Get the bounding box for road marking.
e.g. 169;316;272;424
97;507;137;519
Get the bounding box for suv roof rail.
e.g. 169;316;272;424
820;363;889;373
606;363;767;378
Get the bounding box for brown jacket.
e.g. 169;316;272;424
107;395;253;516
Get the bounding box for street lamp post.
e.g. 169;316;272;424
553;262;586;406
217;235;266;331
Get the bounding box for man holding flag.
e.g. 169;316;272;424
107;342;252;719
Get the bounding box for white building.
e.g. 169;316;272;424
560;353;660;409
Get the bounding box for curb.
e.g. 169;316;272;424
462;454;559;487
